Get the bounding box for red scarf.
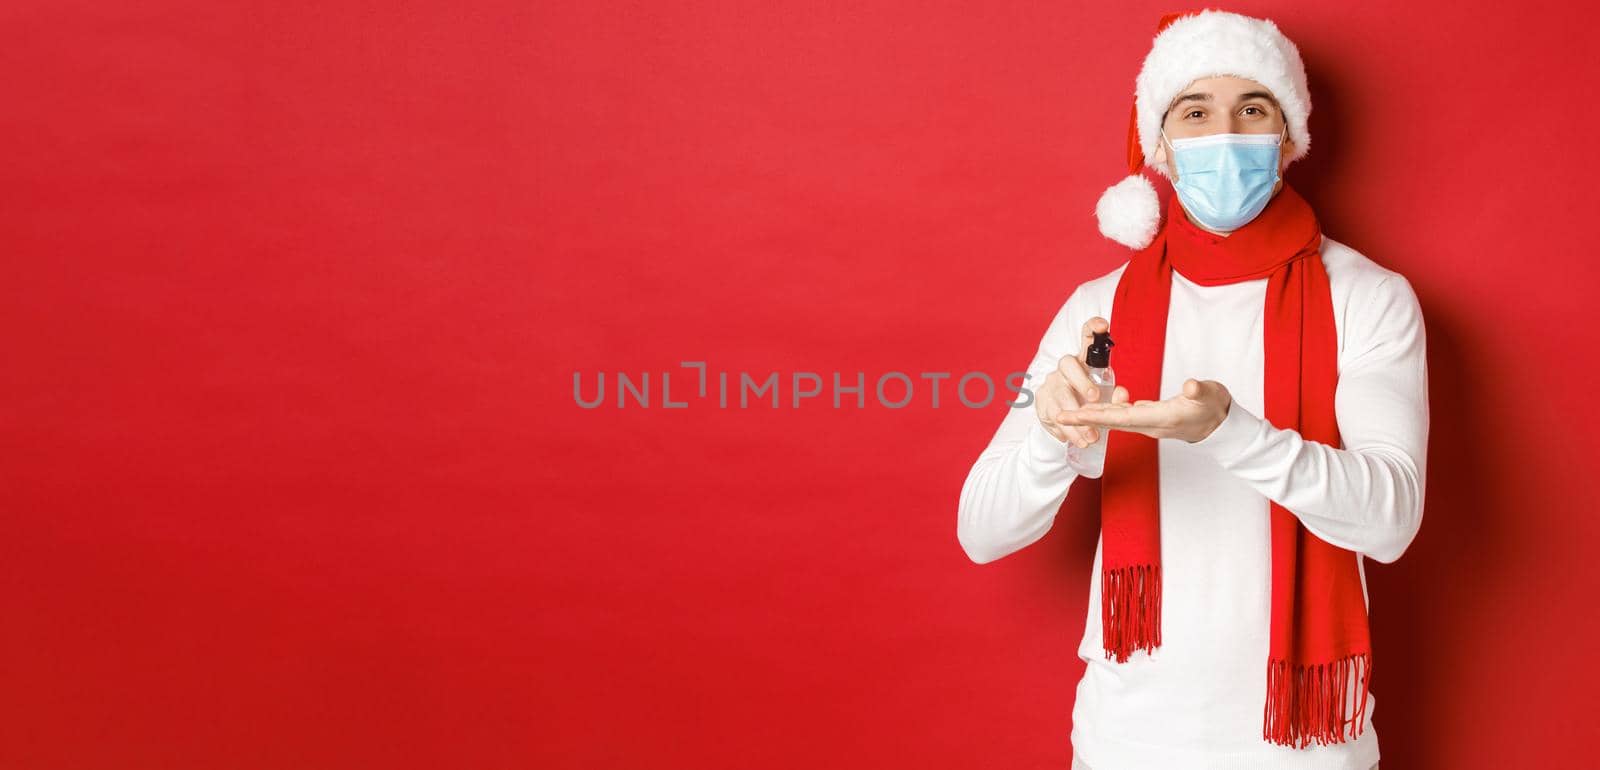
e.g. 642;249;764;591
1100;181;1373;747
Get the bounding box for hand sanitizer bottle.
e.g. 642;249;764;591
1067;331;1116;478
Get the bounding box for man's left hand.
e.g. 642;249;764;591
1055;378;1233;444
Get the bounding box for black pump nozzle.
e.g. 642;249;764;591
1085;331;1114;368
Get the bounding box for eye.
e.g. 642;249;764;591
1243;105;1266;116
1184;109;1205;120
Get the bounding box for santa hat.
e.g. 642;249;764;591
1094;9;1313;250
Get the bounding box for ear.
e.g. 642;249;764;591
1151;132;1173;179
1277;121;1296;173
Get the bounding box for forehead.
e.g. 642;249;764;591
1170;76;1277;105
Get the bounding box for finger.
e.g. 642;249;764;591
1056;356;1099;404
1041;404;1074;443
1061;402;1165;428
1069;426;1093;448
1037;387;1080;445
1111;385;1131;404
1068;418;1098;444
1037;395;1068;440
1055;403;1126;425
1064;401;1132;413
1051;408;1090;445
1053;390;1095;447
1043;422;1071;443
1186;378;1228;406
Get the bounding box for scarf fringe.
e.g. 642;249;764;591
1101;562;1162;663
1264;652;1372;748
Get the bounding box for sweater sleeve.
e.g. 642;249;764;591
956;288;1087;564
1189;274;1430;564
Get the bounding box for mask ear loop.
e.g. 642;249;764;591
1275;122;1289;183
1157;128;1176;179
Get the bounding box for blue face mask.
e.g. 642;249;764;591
1161;125;1287;231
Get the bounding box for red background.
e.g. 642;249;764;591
4;2;1597;767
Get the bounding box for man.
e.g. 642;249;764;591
957;10;1426;770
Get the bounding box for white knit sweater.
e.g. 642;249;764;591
957;235;1428;770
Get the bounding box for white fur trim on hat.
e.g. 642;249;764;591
1136;10;1312;175
1095;172;1161;250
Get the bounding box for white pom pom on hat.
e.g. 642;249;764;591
1095;8;1313;250
1095;173;1162;251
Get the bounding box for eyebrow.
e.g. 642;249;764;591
1169;90;1281;112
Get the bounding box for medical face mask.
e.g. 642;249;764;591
1161;125;1287;231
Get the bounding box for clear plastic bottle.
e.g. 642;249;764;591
1066;331;1116;478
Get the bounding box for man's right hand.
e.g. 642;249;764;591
1034;315;1110;449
